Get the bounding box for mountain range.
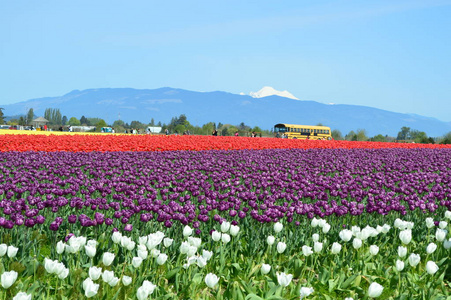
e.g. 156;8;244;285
2;87;451;137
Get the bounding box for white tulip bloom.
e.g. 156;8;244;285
302;245;313;256
83;278;99;298
395;260;405;272
425;217;435;229
399;229;412;245
312;233;320;242
299;287;314;299
322;223;331;234
408;253;421;267
369;245;379;256
156;253;168;265
85;245;96;258
267;235;275;246
138;236;148;245
426;243;437;254
188;237;202;248
276;272;292;287
183;225;193;237
368;282;384;298
274;222;283;233
56;241;66;254
196;256;207;268
398;246;407;258
0;244;7;257
202;250;213;261
122;275;132;286
221;233;231;244
211;230;221;242
163;237;174;247
339;229;353;242
88;266;102;281
102;270;115;283
276;242;287;254
261;263;271;275
179;241;190;254
132;257;143;268
311;218;319;227
353;238;362;250
230;225;240;236
439;221;448;229
12;292;32;300
1;270;18;289
313;241;323;253
445;211;451;220
112;231;122;244
331;242;342;254
102;252;115;266
436;228;447;242
426;261;439;275
444;238;451;249
205;273;219;288
221;221;231;233
7;246;18;258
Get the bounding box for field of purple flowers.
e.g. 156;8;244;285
1;148;450;299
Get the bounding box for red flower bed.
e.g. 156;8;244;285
1;134;450;152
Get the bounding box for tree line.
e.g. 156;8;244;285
1;107;451;144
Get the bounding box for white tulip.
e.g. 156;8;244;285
444;238;451;249
57;268;69;280
322;223;331;234
221;221;231;233
439;221;448;229
408;253;421;267
122;275;132;286
299;287;314;299
312;233;319;242
353;238;362;250
331;242;342;254
425;217;435;229
398;246;407;258
138;249;148;260
0;244;7;257
276;242;287;254
230;225;240;236
7;246;18;258
368;282;384;298
339;229;353;242
212;230;221;242
102;270;115;283
436;228;447;242
1;270;18;289
196;256;207;268
188;237;202;248
399;229;412;245
369;245;379;256
395;260;404;272
311;218;319;227
276;272;292;287
274;222;283;233
426;243;437;254
88;266;102;281
186;246;197;257
180;241;190;254
136;286;149;300
83;278;99;298
132;257;143;268
56;241;66;254
313;241;323;253
102;252;115;266
12;292;32;300
183;225;193;237
205;273;219;288
426;261;439;275
44;258;57;274
267;235;275;246
142;280;156;294
108;277;120;287
445;211;451;220
221;233;231;244
112;231;122;244
138;236;148;245
202;250;213;261
156;253;168;265
382;224;391;233
163;237;174;247
85;245;96;258
261;263;271;275
302;245;313;256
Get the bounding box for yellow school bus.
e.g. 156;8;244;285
274;123;332;140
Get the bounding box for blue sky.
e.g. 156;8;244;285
1;0;450;121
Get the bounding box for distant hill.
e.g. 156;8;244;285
3;87;451;137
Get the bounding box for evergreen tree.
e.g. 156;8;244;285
0;108;4;124
27;108;34;125
62;116;68;125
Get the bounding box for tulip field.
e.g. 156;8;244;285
0;133;451;299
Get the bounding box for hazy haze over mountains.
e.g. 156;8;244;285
3;87;451;137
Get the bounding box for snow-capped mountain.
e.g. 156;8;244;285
249;86;299;100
